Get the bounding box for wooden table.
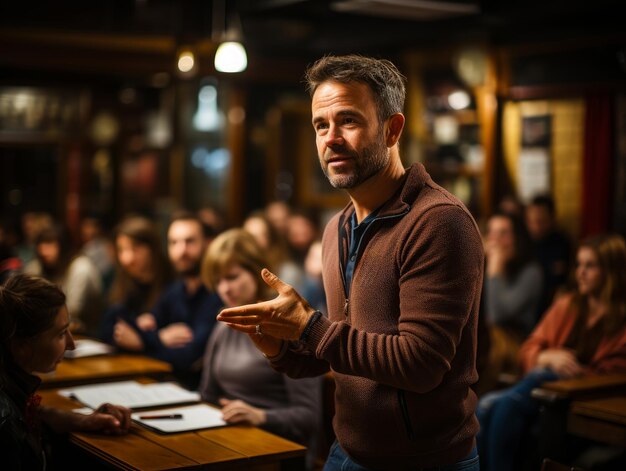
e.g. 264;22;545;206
532;374;626;402
529;374;626;465
568;396;626;447
38;353;173;389
40;388;307;470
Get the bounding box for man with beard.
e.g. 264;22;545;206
112;210;221;389
217;55;484;470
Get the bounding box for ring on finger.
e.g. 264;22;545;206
255;324;263;336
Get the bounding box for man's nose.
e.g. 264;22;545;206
324;124;344;146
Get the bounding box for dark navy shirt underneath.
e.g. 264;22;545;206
344;209;379;295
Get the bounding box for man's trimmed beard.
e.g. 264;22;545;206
321;129;389;189
175;258;202;277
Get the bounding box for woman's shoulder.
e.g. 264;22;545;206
0;387;20;422
552;292;575;308
541;293;575;322
69;254;100;275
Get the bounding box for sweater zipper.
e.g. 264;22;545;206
339;208;409;321
397;389;415;440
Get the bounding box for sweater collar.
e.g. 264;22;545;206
338;163;429;223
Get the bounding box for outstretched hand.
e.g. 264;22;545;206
217;269;314;341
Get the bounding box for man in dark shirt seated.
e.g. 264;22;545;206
113;210;222;389
525;194;572;320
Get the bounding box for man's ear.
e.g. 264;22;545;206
385;113;405;147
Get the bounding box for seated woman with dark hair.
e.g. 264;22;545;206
200;229;321;470
0;274;131;470
99;216;171;345
477;211;544;393
477;233;626;471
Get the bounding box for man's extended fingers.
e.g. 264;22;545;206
261;268;292;294
223;322;257;334
217;302;271;321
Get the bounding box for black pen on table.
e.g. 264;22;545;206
138;413;184;420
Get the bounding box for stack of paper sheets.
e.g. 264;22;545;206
59;380;201;409
61;380;228;433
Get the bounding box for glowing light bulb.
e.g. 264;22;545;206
178;51;195;73
448;90;471;110
214;42;247;73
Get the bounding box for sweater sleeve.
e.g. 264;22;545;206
518;295;571;373
301;204;484;393
588;329;626;375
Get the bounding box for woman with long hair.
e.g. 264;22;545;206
199;229;321;470
477;233;626;471
99;216;171;344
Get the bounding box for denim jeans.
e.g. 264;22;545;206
323;440;480;471
476;367;559;471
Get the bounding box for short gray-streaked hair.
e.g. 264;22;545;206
304;54;407;123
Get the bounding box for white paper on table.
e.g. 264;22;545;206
64;339;114;358
132;404;227;433
59;380;201;410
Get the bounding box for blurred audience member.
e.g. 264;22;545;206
265;200;291;237
1;220;22;284
525;194;573;317
0;243;22;285
24;225;102;336
286;209;319;266
243;211;304;291
110;211;222;389
478;212;543;393
497;194;525;219
200;229;321;469
197;205;226;236
100;216;171;343
477;233;626;471
301;240;325;312
79;215;115;294
15;211;53;266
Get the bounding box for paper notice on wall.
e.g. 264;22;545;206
519;147;551;203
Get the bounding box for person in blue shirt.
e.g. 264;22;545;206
111;210;222;389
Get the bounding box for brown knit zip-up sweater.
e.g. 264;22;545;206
272;163;484;469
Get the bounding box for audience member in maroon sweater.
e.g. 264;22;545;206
217;55;484;470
